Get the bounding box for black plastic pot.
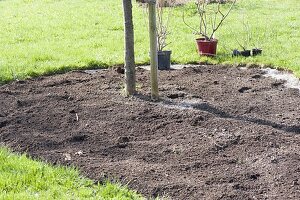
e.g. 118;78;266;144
252;48;262;56
240;50;251;57
232;49;241;57
158;50;172;70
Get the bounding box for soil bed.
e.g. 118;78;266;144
1;65;300;199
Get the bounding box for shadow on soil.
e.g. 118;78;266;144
134;92;300;134
190;102;300;134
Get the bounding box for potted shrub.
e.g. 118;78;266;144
236;21;252;57
156;0;174;70
232;21;263;57
251;30;264;56
233;30;251;57
184;0;237;56
252;48;262;56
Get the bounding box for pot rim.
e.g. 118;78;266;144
157;50;172;55
196;38;218;42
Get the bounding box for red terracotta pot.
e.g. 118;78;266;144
196;38;218;56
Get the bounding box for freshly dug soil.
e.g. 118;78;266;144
1;65;300;200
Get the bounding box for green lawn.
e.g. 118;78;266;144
0;147;143;200
0;0;299;84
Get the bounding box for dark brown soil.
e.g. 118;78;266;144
1;65;300;200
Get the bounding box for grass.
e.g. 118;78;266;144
0;0;299;83
0;147;143;200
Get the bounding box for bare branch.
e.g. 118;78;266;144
182;11;201;35
156;1;174;51
209;0;237;39
184;0;236;40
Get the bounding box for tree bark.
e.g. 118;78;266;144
122;0;136;96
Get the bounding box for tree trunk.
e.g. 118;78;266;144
122;0;136;96
148;1;159;100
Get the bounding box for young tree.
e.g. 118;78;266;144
148;0;159;100
122;0;136;96
137;0;159;100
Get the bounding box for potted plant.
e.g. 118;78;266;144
183;0;237;56
232;27;251;57
236;21;252;57
251;29;264;56
156;0;174;70
232;21;263;57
